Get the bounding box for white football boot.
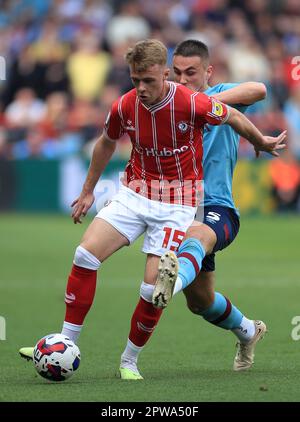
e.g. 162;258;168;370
233;320;267;371
152;251;178;309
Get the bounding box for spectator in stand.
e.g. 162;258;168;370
13;128;48;159
67;30;111;101
283;85;300;159
269;148;300;212
1;47;43;108
81;0;113;31
68;99;101;143
39;92;70;138
0;0;299;167
106;43;134;94
106;0;150;49
5;88;46;143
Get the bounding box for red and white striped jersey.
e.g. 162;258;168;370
104;82;229;206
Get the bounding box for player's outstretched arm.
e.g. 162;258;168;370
71;134;116;224
226;106;287;157
214;82;267;106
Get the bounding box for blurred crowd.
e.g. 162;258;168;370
0;0;300;211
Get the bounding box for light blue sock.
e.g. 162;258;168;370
177;238;206;289
201;292;243;330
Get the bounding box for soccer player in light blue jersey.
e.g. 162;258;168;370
152;40;270;371
119;40;286;380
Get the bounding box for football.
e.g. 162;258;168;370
33;334;80;381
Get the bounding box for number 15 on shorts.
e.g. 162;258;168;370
162;227;185;251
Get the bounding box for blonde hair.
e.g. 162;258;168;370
125;39;167;72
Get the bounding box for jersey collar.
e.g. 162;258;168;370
140;82;176;113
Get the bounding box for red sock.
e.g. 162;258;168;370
129;297;163;347
64;264;97;325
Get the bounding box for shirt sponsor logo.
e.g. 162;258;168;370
135;145;189;157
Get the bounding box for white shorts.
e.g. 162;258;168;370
96;185;196;256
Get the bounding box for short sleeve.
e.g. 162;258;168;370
103;98;125;141
217;83;248;114
194;92;230;126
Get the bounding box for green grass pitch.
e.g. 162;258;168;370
0;213;299;402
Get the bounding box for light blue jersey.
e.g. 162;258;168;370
203;83;248;213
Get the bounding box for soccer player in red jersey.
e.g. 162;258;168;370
19;40;285;376
118;40;286;379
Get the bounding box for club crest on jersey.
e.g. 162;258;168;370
177;121;189;133
211;99;224;117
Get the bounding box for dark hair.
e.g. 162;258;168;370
174;39;209;64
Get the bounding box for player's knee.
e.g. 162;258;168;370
186;292;214;315
185;225;216;253
73;245;101;270
187;301;203;315
185;226;200;240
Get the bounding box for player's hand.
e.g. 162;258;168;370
255;130;287;158
71;192;95;224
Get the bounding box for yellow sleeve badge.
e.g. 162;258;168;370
211;98;224;117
